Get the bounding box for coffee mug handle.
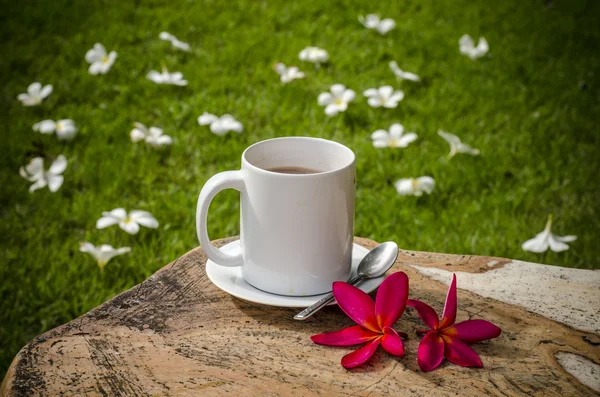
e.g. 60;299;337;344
196;171;246;267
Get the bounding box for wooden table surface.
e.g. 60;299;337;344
2;237;599;396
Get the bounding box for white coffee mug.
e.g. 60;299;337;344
196;137;356;296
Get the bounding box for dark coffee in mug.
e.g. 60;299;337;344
266;166;323;174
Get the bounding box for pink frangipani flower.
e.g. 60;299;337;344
408;274;501;372
311;272;409;369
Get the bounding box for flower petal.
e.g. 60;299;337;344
198;112;218;126
40;85;53;99
407;299;439;329
363;88;378;97
557;235;577;243
371;130;389;140
29;178;47;192
324;103;339;117
444;319;501;344
394;178;415;195
129;210;159;228
381;326;404;357
49;155;67;175
440;274;457;329
367;97;382;108
341;89;355;103
130;128;146;142
330;84;346;97
25;158;44;176
311;325;381;346
28;82;41;94
333;281;379;332
521;231;549;253
108;208;127;220
388;90;404;103
96;216;119;229
79;242;97;254
341;338;381;369
47;175;64;192
379;86;394;99
376;271;409;328
442;336;483;368
398;132;418;146
119;221;140;235
318;92;333;106
547;233;571;252
389;123;404;138
33;120;56;134
417;331;445;372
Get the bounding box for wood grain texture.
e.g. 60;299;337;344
2;237;599;397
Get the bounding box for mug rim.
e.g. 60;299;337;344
241;136;356;177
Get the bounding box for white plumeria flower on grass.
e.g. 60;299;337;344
273;62;305;84
96;208;159;235
130;122;173;147
198;113;244;136
17;82;52;106
395;176;435;196
19;155;67;193
389;61;420;82
33;119;77;140
146;65;188;86
298;46;329;65
317;84;356;116
459;34;489;60
371;123;417;148
80;242;131;271
85;43;117;75
358;14;396;35
522;214;577;253
159;31;190;51
363;86;404;108
437;130;480;158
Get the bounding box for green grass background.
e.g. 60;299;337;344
1;0;599;379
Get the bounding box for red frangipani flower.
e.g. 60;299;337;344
408;274;501;372
311;272;409;369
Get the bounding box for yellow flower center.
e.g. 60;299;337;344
411;179;420;190
124;217;133;224
334;98;343;105
102;56;109;64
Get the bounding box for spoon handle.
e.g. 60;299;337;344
293;276;362;320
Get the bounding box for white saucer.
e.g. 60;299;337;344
205;240;385;307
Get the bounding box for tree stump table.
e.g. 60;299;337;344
2;237;599;396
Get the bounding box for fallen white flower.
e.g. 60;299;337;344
85;43;117;75
17;82;52;106
273;62;305;84
80;242;131;271
371;123;417;148
198;113;244;135
522;214;577;253
298;46;329;64
19;155;67;193
459;34;489;60
394;176;435;196
358;14;396;35
33;119;77;140
146;65;188;86
159;31;190;51
389;61;420;82
96;208;159;235
317;84;356;116
363;86;404;108
130;122;173;147
437;130;480;158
